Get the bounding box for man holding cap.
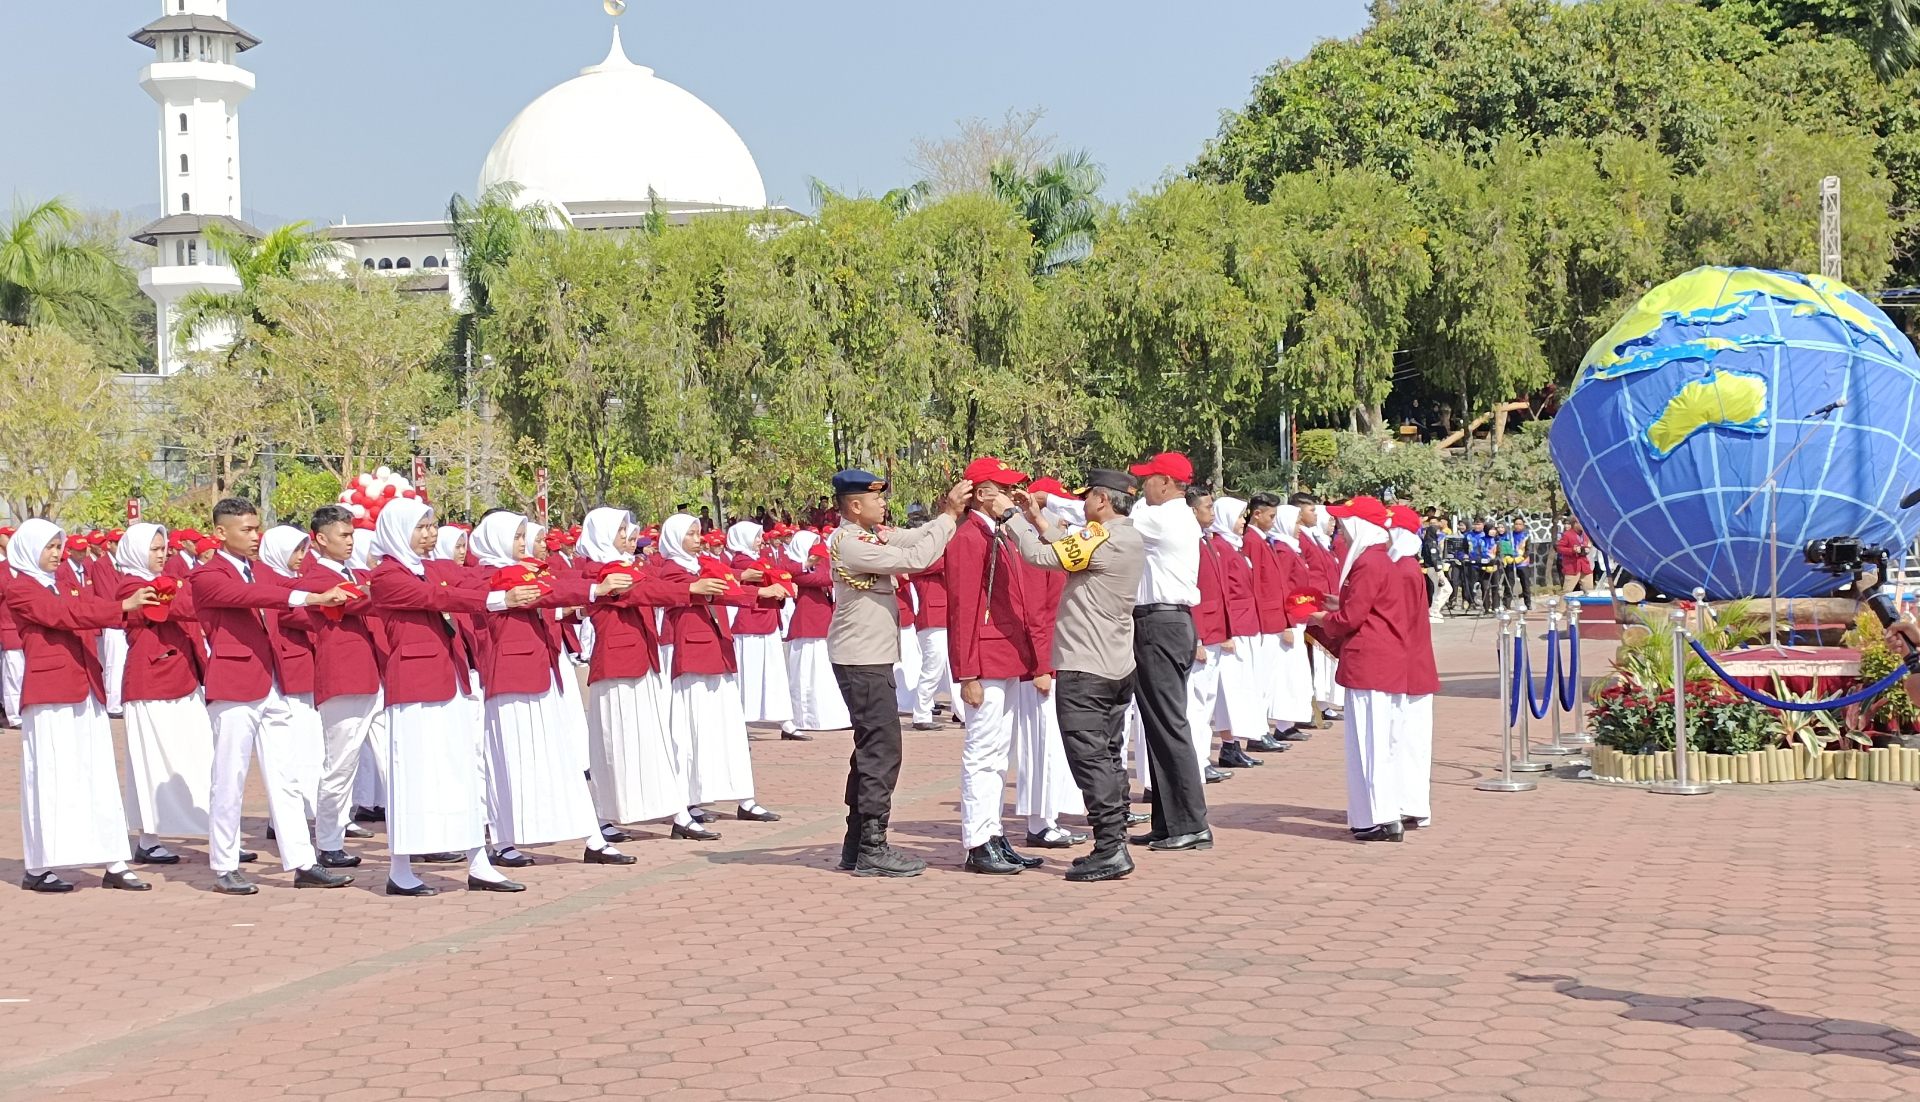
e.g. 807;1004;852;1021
1122;452;1212;853
828;468;972;877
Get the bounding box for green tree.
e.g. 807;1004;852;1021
172;220;342;355
0;197;144;366
0;326;135;519
446;182;562;358
990;149;1106;272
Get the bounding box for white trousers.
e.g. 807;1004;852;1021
957;678;1017;849
892;626;921;714
99;629;128;714
913;627;952;725
1428;568;1453;615
207;687;316;873
285;690;324;820
1185;647;1223;774
315;691;386;851
3;648;21;725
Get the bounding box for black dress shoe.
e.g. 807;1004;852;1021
1218;745;1261;769
670;822;720;841
103;869;151;891
416;852;462;863
910;721;939;731
1023;829;1088;848
780;730;813;741
689;808;718;824
237;850;258;864
21;871;74;893
316;849;362;869
1125;811;1150;826
736;806;782;822
1275;727;1313;742
1064;847;1134;882
1129;830;1168;846
1352;822;1405;843
344;823;375;839
467;875;525;893
1246;734;1290;752
352;805;384;823
1203;765;1233;783
1148;829;1214;852
964;843;1022;874
211;871;257;895
294;865;353;889
133;845;180;865
584;846;636;865
491;849;535;868
385;879;438;897
991;835;1043;869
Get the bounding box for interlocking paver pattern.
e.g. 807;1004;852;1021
0;619;1917;1099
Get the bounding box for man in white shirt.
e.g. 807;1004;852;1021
1123;453;1212;852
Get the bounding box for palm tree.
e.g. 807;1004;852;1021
172;220;341;351
0;197;139;342
446;182;562;346
1866;0;1920;79
989;149;1105;273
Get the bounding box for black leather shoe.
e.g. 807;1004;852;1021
133;845;180;865
467;875;525;893
1203;765;1233;783
1125;811;1150;826
1023;828;1088;848
344;823;375;840
295;865;353;889
584;846;636;865
671;822;720;841
237;850;258;864
415;852;462;863
21;872;74;893
211;871;257;895
690;808;718;824
736;806;782;822
352;805;384;823
1064;847;1134;882
991;835;1043;868
599;824;631;843
1148;829;1214;852
964;843;1022;874
385;879;438;897
265;825;276;841
910;721;939;731
1352;822;1405;843
1129;830;1168;846
1246;734;1290;752
316;849;362;869
1275;727;1313;742
103;869;151;891
491;849;535;868
780;730;814;741
1218;745;1261;769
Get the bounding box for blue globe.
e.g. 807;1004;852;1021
1548;266;1920;600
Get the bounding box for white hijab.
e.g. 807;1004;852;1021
788;528;820;563
1337;515;1391;586
348;527;376;571
373;498;432;576
1271;503;1302;552
469;511;526;569
7;518;62;589
1043;494;1086;532
259;525;309;578
114;522;167;582
1388;525;1422;563
578;507;632;565
1210;496;1247;550
659;513;700;572
431;526;467;563
725;520;763;560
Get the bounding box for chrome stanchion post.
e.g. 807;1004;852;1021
1479;610;1535;792
1692;587;1709;640
1536;598;1577;756
1652;607;1711;796
1511;610;1549;774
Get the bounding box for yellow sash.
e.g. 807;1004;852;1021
1051;522;1109;573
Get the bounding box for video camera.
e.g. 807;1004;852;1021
1803;536;1899;627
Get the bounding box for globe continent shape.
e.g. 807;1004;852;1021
1548;266;1920;600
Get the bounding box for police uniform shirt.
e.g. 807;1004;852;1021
1129;497;1201;607
826;515;957;666
1006;514;1143;681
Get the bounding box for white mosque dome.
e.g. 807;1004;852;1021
478;27;767;212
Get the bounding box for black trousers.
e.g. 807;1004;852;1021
1132;608;1209;836
1054;669;1135;850
832;663;903;820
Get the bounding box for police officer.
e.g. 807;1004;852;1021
826;469;971;877
1006;469;1150;883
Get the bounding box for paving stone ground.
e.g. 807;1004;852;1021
1;616;1918;1101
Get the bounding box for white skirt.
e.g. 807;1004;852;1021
587;675;685;824
1346;688;1428;830
734;632;793;725
99;629;128;714
1267;627;1317;725
285;690;325;819
785;637;849;731
484;679;598;847
20;697;130;871
120;691;213;837
554;661;592;773
892;626;920;714
386;694;486;855
1012;679;1084;820
1312;640;1346;709
672;673;754;804
1213;635;1268;739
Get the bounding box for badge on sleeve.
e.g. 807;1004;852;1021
1050;521;1109;573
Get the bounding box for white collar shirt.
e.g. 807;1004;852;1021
1129;496;1202;606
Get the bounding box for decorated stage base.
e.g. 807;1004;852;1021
1591;745;1920;784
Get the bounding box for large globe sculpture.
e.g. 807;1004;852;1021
1548;266;1920;600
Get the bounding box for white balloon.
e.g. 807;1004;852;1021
374;466;393;480
347;503;368;519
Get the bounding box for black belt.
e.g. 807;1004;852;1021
1133;603;1187;616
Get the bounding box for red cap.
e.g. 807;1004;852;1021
1128;452;1194;483
86;531;107;546
1025;477;1079;500
961;456;1029;485
107;529;125;542
1387;505;1422;532
1326;495;1391;527
193;536;219;554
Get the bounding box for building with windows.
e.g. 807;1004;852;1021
130;1;784;372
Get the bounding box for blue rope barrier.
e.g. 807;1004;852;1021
1520;627;1558;720
1557;616;1581;711
1507;632;1523;729
1687;639;1913;712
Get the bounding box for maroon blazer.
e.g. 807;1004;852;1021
165;552;194;580
1191;536;1229;648
579;560;691;683
783;550;833;641
57;560;102;646
1300;537;1341;594
0;562;20;650
1243;531;1293;635
479;573;592;696
943;514;1034;682
1314;546;1440;695
1024;570;1065;677
302;557;387;704
1271;542;1312;628
895;584;914;629
368;559;492;705
911;556;949;630
117;576;203;703
85;553;120;598
189;554;301;704
1209;535;1261;639
726;552;785;637
657;562;757;678
4;575;122;707
262;564;328;697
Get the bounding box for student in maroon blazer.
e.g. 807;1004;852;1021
84;543;126;715
113;522;216;867
0;526;21;727
189;499;356;895
779;528;847;739
1204;497;1268;772
1306;496;1440;842
6;519;159;892
1293;493;1347;721
303;505;389;865
724;520;793;730
905;553;953;730
1187;491;1230;762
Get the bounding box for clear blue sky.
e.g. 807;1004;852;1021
4;1;1369;227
